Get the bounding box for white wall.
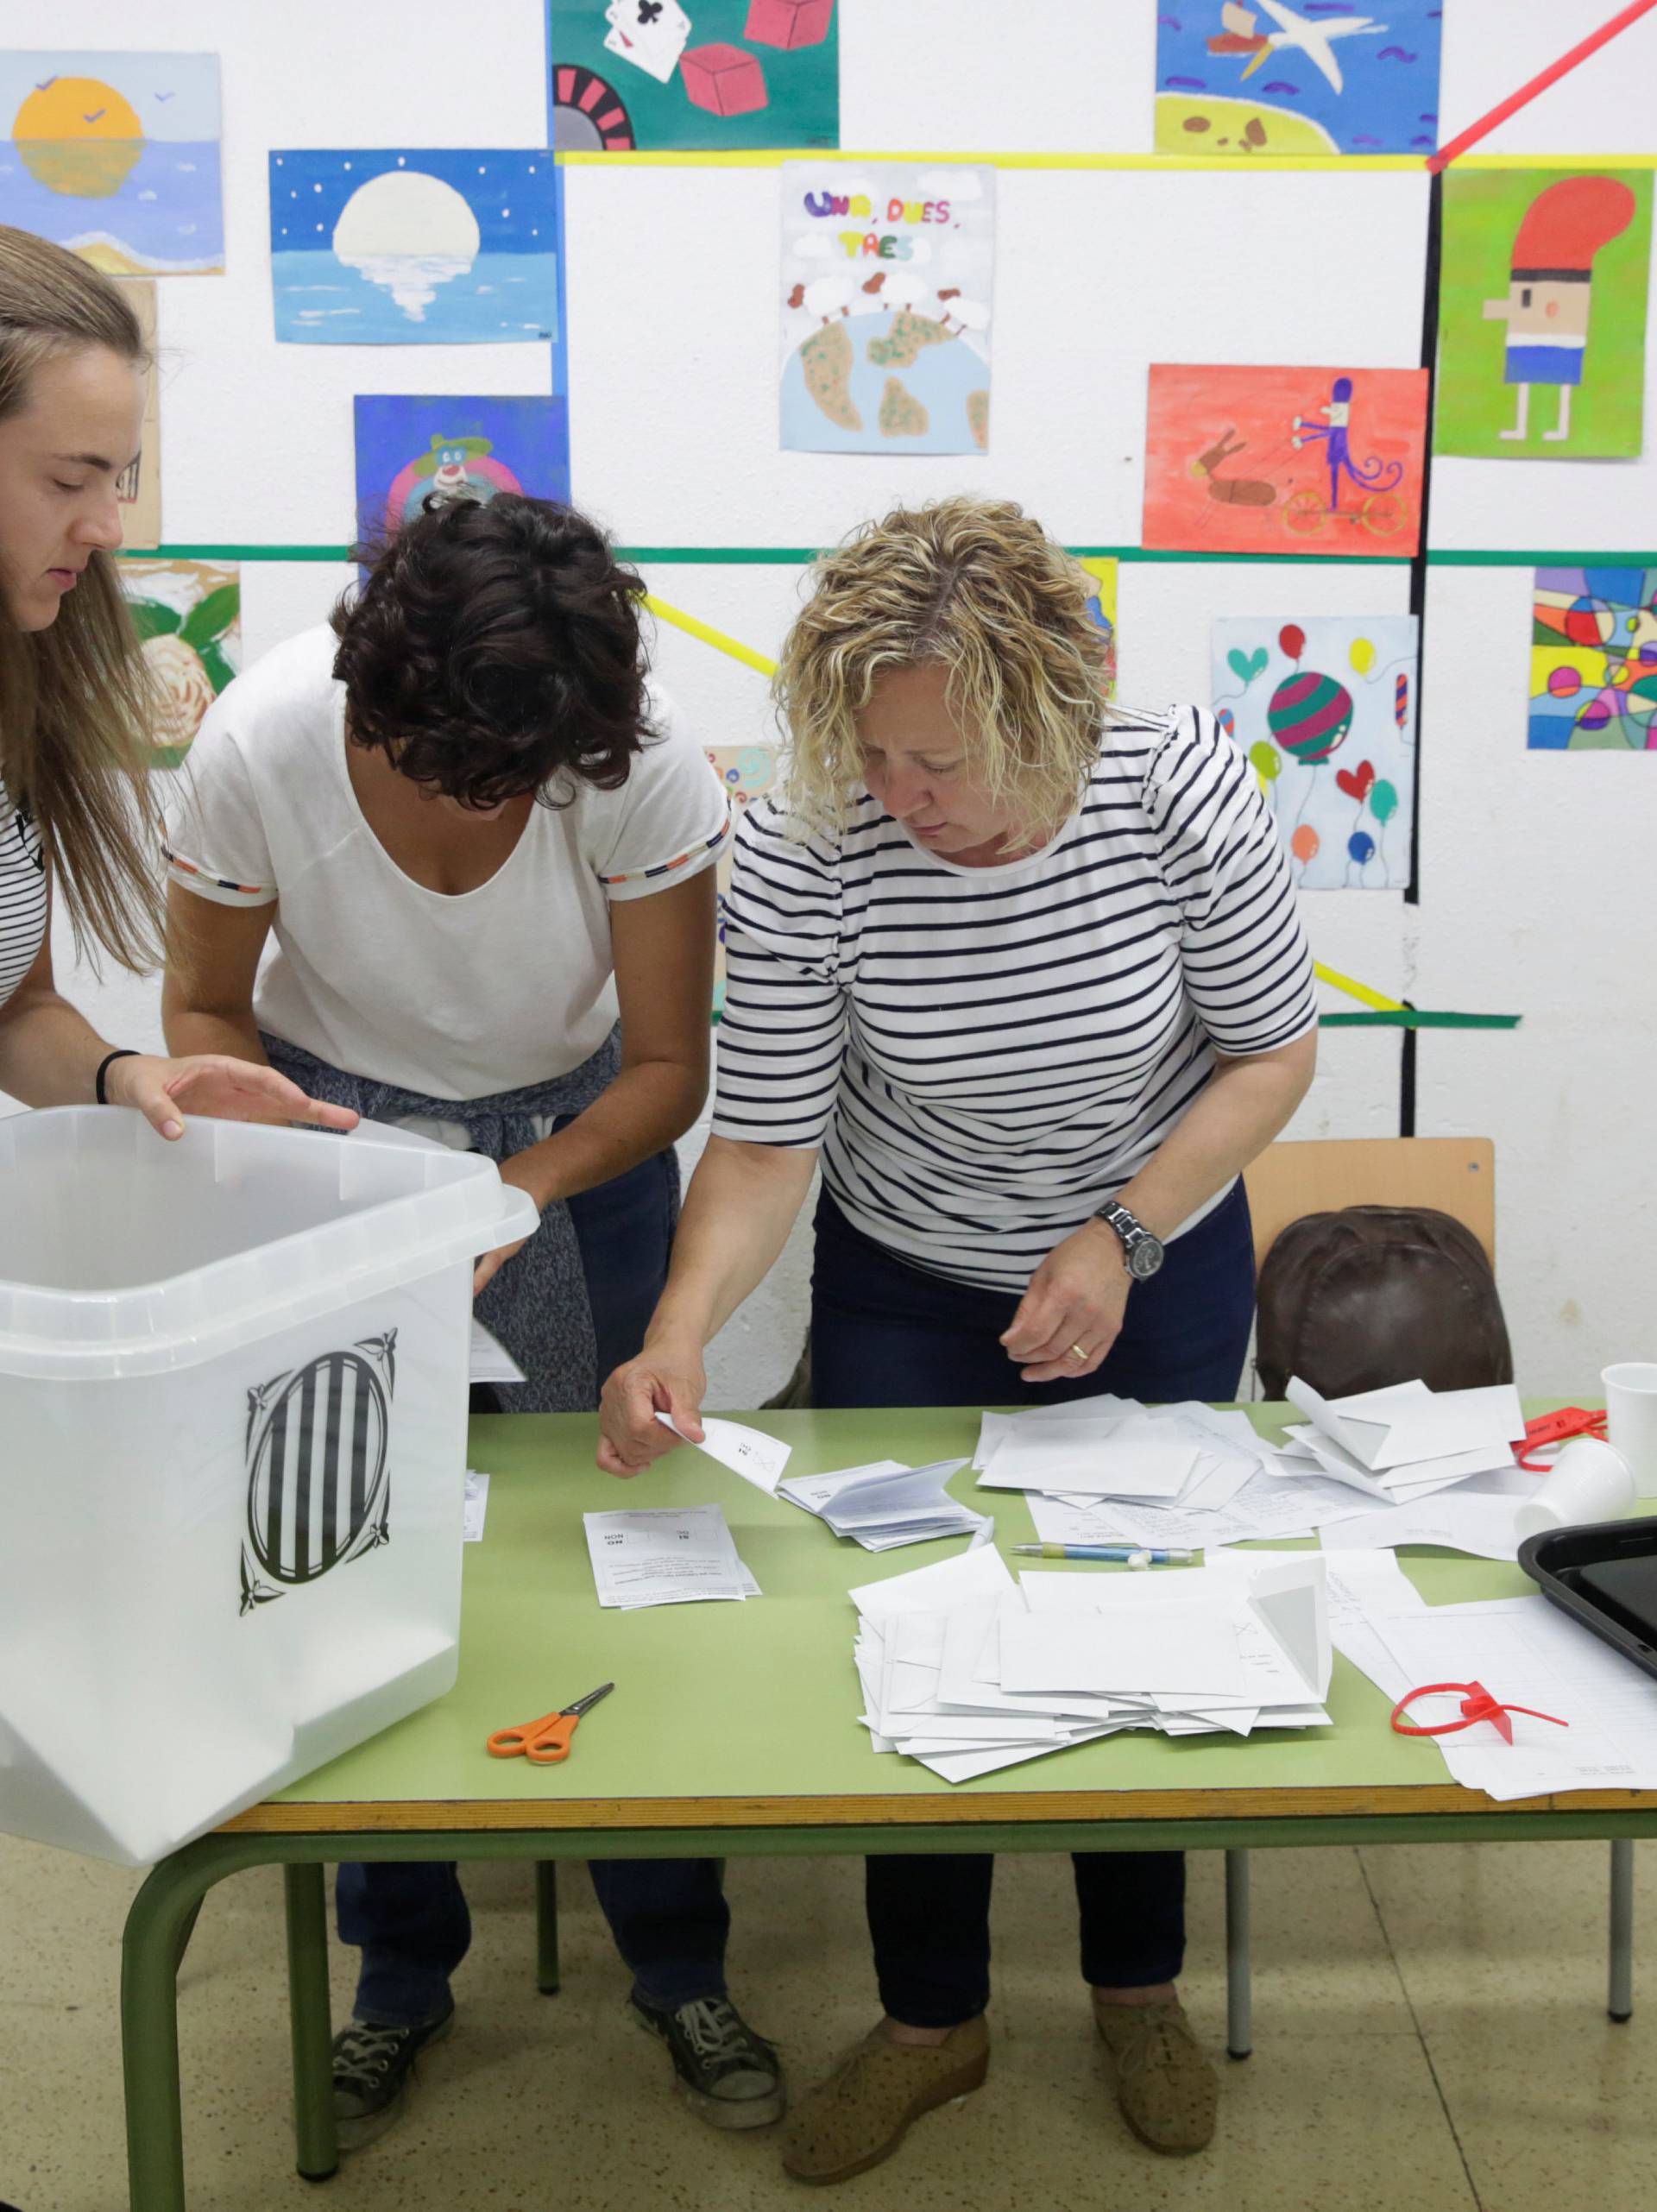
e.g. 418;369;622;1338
15;2;1657;1406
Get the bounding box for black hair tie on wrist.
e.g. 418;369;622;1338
95;1048;142;1105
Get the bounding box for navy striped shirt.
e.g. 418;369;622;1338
711;703;1318;1293
0;776;47;1013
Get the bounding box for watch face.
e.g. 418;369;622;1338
1127;1236;1165;1281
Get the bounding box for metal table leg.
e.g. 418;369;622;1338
1609;1837;1635;2023
1225;1848;1252;2059
284;1866;339;2178
535;1862;561;1995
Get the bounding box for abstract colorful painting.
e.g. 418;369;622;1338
1435;169;1653;459
780;163;994;455
551;1;838;152
1155;3;1443;155
119;559;239;770
0;50;222;274
269;150;560;344
353;396;571;539
117;280;160;551
1143;362;1428;558
1214;615;1417;890
1530;568;1657;752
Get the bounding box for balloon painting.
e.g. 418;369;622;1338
1213;614;1419;890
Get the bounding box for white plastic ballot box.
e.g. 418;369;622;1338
0;1109;538;1866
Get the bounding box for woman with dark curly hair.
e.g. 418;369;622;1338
162;493;782;2144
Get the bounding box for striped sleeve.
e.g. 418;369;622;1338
709;800;847;1150
161;705;277;908
1143;707;1319;1056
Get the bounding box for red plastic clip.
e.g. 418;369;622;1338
1391;1680;1570;1745
1517;1405;1608;1472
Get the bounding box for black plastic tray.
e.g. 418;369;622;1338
1518;1517;1657;1686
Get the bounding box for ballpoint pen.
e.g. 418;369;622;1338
1011;1542;1197;1566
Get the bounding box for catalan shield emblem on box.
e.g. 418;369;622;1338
240;1332;396;1613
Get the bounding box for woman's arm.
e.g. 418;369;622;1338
161;880;276;1064
0;879;354;1135
474;870;718;1291
596;1133;818;1475
1001;1029;1316;1382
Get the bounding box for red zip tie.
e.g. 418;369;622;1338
1392;1681;1570;1746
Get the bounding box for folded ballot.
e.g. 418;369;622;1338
655;1412;792;1495
849;1544;1332;1783
779;1459;990;1551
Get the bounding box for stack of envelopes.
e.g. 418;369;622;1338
973;1396;1381;1552
850;1542;1333;1784
1282;1377;1527;1503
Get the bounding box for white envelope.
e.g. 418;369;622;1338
1288;1377;1525;1472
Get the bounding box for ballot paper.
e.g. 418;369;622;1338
1028;1465;1375;1552
469;1320;526;1385
1315;1492;1528;1562
655;1412;792;1496
583;1504;760;1609
779;1459;989;1551
849;1544;1333;1783
463;1469;489;1543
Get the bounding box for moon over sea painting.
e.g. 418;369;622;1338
268;149;561;344
0;50;223;274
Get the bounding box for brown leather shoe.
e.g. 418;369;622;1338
1093;1996;1217;2154
781;2017;989;2186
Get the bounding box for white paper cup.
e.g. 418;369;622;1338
1603;1363;1657;1497
1514;1434;1637;1542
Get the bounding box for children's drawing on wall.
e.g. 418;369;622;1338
354;397;571;539
1144;363;1427;557
1530;568;1657;752
1078;556;1118;697
1436;170;1652;459
551;3;838;152
1154;3;1443;156
117;560;239;770
269;151;560;344
779;163;995;455
0;50;223;274
117;280;160;550
1213;614;1417;889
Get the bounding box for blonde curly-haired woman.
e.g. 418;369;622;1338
599;495;1318;2183
0;224;348;1135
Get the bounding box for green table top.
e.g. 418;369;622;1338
232;1403;1657;1839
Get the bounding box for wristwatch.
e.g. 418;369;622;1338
1094;1199;1166;1282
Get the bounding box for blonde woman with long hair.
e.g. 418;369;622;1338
0;225;349;1134
600;497;1319;2183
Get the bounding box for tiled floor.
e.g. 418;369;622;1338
3;1834;1654;2211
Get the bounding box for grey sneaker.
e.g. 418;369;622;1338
630;1993;785;2129
331;2007;454;2146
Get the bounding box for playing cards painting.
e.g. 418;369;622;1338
551;2;840;151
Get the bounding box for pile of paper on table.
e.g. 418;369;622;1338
1324;1547;1657;1801
778;1459;989;1550
851;1542;1332;1784
973;1396;1383;1553
583;1505;760;1610
1281;1377;1540;1560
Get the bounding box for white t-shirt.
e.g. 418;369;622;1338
163;626;730;1099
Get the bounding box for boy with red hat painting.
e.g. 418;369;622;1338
1483;173;1637;442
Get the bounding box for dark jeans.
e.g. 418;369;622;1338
337;1144;731;2026
810;1178;1258;2029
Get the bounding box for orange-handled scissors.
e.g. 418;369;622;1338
487;1681;614;1764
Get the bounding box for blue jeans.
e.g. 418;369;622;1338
810;1178;1258;2028
337;1144;731;2026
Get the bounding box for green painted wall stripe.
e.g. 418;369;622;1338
135;545;1654;568
1319;1011;1522;1030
